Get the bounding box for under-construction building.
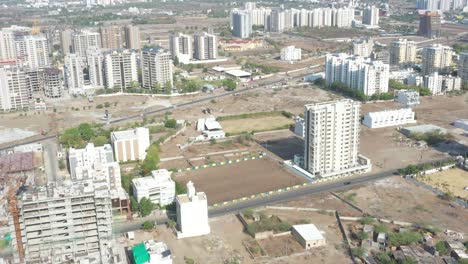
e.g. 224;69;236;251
8;180;114;264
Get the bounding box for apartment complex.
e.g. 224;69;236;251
14;34;50;68
363;6;379;26
103;49;138;90
132;169;176;206
0;25;32;61
325;53;390;96
422;44;454;75
141;47;174;92
8;182;113;263
423;72;462;95
389;39;417;66
418;11;441;38
280;46;302;61
176;181;210;239
72;30;102;57
193;32;217;60
60;28;74;55
459;51;468;87
169;33;193;64
123;25;140;50
352;38;373;57
100;25;124;50
110;127;150;162
0;66;30;111
63;53;85;94
363;108;416;128
43;68;63;98
232;11;252;39
303;99;371;178
87;48;105;88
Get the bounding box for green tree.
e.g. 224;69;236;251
435;241;449;255
142;220;155;230
130;196;139;213
313;77;326;87
58;159;66;170
141;145;160;175
121;174;135;194
164;119;177;128
175;181;187;195
173;56;179;66
60;128;85;148
356;231;369;241
351;247;365;258
92;135;108;146
167;220;177;229
139;197;154;217
374;224;388;234
359;216;375;225
388;231;422;247
222;79;237;91
376;252;396;264
78;123;95;141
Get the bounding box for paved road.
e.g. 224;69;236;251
0;135;57;152
43;141;59;184
113;169;395;234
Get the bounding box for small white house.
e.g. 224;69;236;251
132;169;176;206
292;224;326;249
280;46;302;62
196;117;226;141
363;108;416;128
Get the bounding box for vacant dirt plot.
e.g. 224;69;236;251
339;177;468;233
258;234;304;257
220;115;294;134
417;168;468;199
174;157;306;204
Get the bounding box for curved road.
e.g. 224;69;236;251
113;169;395;234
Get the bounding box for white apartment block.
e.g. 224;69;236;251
169;33;193;64
390;39;417;66
416;0;463;10
103;49;138;90
193;32;217;60
176;181;210;239
141;47;174;92
9;182;113;264
363;108;416;128
423;72;462;95
395;90;420;106
64;53;86;95
111;127;150;162
304;99;371;178
458;51;468;87
87;48;105;88
363;6;379;26
0;25;31;61
352;38;373;57
422;44;454;75
99;25;124;50
280;46;302;61
232;10;252;39
325;53;390;96
132;169;176;206
14;34;50;68
43;68;63;98
124;25;140;50
0;66;30;111
72;30;102;58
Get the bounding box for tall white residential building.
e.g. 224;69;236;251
72;30;102;58
110;127;150;162
244;2;256;10
0;67;30;111
325;53;390;96
193;32;217;60
280;46;302;61
232;11;252;39
169;33;193;64
99;25;124;50
132;169;176;206
60;28;74;55
249;7;271;26
176;181;210;239
14;34;50;68
422;44;454;75
124;25;140;50
423;72;462;95
457;51;468;87
9;182;113;264
103;49;138;90
141;47;173;92
86;48;105;88
43;68;63;98
269;9;285;32
352;38;373;57
390;39;417;66
363;108;416;128
64;53;85;94
0;25;31;61
304;99;370;178
363;6;379;26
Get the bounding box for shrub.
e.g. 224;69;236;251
142;220;155;230
96;104;103;109
436;240;449;255
359;216;375;225
164;119;177;128
374;224;388;234
356;231;369;241
351;247;365;258
242;208;254;219
388;231;422;246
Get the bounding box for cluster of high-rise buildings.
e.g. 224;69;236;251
168;32;218;64
230;2;358;38
325;53;390;96
416;0;468;11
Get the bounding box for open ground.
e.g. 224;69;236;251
219;115;294;134
173;157;307;204
417;168;468;199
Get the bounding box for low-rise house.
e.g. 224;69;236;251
132;169;176;206
111;127;150;162
196;117;226;141
363;108;416;128
291;224;326;249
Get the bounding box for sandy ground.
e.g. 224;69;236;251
417;168;468;199
338;177;468;233
173;157;306;204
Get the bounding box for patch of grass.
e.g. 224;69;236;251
344;193;357;203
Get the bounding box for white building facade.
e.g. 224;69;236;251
232;11;252;39
395;90;420;106
363;108;416;128
390;39;417;66
280;46;302;61
169;33;193;64
0;66;30;111
103;49;138;90
176;181;210;239
193;32;217;60
141;48;174;92
363;6;379;26
111;127;150;162
132;169;176;206
421;44;454;75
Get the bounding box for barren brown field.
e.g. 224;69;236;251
338;177;468;233
220;115;294;134
417;168;468;199
173;157;306;204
